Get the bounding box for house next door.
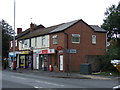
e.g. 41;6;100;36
60;55;63;71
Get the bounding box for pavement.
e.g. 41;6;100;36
3;67;120;80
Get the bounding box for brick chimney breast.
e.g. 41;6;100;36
30;22;34;32
17;28;22;34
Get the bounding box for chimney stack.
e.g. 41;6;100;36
17;28;22;34
30;22;34;32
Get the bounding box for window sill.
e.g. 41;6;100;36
72;42;80;44
92;43;96;45
53;43;58;45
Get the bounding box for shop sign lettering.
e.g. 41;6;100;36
35;49;55;54
21;51;29;54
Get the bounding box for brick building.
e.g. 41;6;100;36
9;19;107;72
49;19;106;72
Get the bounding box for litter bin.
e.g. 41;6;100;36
80;64;92;75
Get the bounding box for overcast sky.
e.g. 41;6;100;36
0;0;119;33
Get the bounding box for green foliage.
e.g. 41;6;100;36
0;19;13;57
101;3;120;41
100;39;120;72
100;2;120;72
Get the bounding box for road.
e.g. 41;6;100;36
2;70;118;89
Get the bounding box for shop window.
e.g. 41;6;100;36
72;34;80;43
52;35;58;44
92;35;96;44
20;55;25;68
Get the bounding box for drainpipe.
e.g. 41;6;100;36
63;31;70;76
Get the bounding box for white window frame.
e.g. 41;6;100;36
52;35;58;44
92;35;96;44
10;41;13;47
22;40;25;48
42;36;45;46
15;40;17;47
72;34;80;44
35;37;37;47
24;40;28;48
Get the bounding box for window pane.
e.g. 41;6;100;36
92;35;96;44
72;34;80;43
53;35;57;44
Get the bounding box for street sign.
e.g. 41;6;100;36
66;49;77;54
58;50;64;53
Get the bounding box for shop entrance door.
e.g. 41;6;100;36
60;55;63;71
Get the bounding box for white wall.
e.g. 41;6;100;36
18;35;50;50
36;35;50;49
19;39;30;50
36;37;42;48
31;38;35;48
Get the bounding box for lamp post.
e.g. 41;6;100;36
13;0;16;70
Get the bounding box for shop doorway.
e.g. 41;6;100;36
40;55;49;71
20;55;25;68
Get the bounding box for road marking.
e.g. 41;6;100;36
35;80;64;87
34;86;43;88
11;76;26;80
113;85;120;90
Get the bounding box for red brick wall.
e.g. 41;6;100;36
50;21;106;72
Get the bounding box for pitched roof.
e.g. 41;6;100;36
16;24;45;39
17;19;106;40
90;25;107;32
49;19;106;33
49;19;80;33
15;29;30;39
18;24;63;40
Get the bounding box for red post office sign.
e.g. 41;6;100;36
57;46;62;50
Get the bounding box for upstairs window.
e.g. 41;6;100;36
42;36;45;46
15;40;17;47
53;35;58;44
10;41;13;47
35;38;37;47
72;34;80;43
24;40;28;48
92;35;96;44
22;40;25;48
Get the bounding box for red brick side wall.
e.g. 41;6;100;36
50;21;106;72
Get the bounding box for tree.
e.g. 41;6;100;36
101;2;120;58
100;2;120;72
101;3;120;41
0;19;13;58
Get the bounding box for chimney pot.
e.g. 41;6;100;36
30;23;34;32
17;28;22;34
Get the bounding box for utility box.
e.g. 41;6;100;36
80;64;92;75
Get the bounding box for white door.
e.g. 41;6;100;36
36;54;39;69
60;55;63;71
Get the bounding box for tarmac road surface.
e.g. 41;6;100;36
2;70;119;89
